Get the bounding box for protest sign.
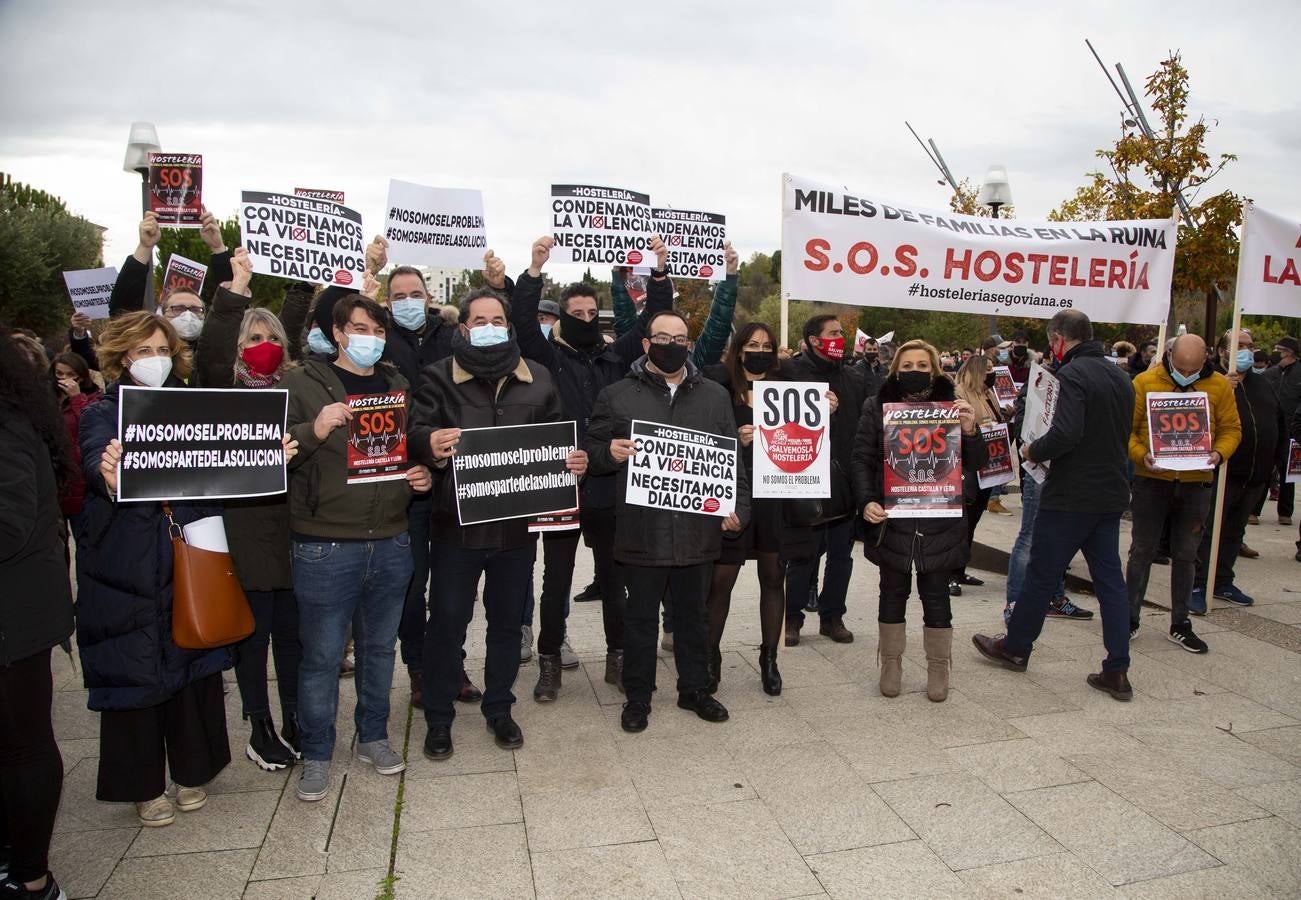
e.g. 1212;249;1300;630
881;402;964;517
651;207;726;281
346;392;408;484
116;386;286;502
855;329;870;354
991;365;1018;408
551;184;653;266
162;254;207;297
1020;362;1059;484
240;190;365;287
1287;440;1301;484
781;172;1176;324
752;382;831;499
1235;203;1301;318
383;179;487;268
452;422;579;526
147;153;203;227
294;187;345;203
626;420;737;517
978;422;1016;489
528;509;581;533
1147;392;1214;471
61;266;116;320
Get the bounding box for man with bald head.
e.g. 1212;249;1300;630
1126;333;1241;654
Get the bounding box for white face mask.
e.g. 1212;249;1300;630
169;310;203;340
129;356;172;387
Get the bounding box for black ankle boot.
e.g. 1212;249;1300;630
707;646;722;695
279;711;302;759
247;714;294;771
758;645;782;696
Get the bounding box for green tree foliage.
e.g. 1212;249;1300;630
154;214;288;311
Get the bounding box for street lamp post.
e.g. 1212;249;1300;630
123;122;161;310
977;165;1013;338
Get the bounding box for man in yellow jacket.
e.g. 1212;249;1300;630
1128;334;1241;653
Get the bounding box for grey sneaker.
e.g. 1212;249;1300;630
521;626;534;663
559;635;579;669
297;760;330;802
357;739;406;775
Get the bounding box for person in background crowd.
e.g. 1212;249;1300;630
853;336;885;397
537;298;561;336
950;354;1004;593
973;310;1135;699
1129;340;1158;381
586;309;748;733
67;311;100;372
283;295;431;801
1292;399;1301;563
51;351;101;526
1261;336;1300;526
1111;340;1137;373
0;327;76;900
74;311;234;826
961;349;974;364
1251;349;1270;375
851;339;984;702
1192;329;1286;607
980;334;1004;364
1126;334;1241;652
410;287;583;759
1007;343;1032;384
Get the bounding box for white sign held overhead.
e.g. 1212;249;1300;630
62;267;117;320
1235;203;1301;318
550;184;653;266
383;180;487;269
239;191;366;287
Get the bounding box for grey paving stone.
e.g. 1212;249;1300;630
47;827;137;899
1185;815;1301;898
243;867;388;900
126;788;280;857
530;840;680;900
99;847;257;900
958;852;1123;898
805;840;967;899
946;737;1090;794
399;770;522;832
394;823;532;899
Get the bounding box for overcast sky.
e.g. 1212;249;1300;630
2;1;1297;284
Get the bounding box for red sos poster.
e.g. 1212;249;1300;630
991;366;1018;408
1286;440;1301;484
882;402;963;518
977;422;1015;489
147;153;203;227
1146;392;1213;471
346;391;408;484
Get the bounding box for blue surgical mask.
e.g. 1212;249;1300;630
1235;349;1254;372
540;323;553;340
307;327;334;355
469;324;509;347
391;298;427;331
996;350;1009;363
1252;366;1266;375
1171;368;1200;388
343;334;384;368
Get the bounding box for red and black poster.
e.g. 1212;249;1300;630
977;422;1015;489
881;402;963;518
162;254;207;297
147;152;203;227
991;365;1018;408
346;391;408;484
1286;440;1301;484
1146;391;1213;471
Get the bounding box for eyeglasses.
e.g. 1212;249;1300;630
649;334;690;347
164;305;205;318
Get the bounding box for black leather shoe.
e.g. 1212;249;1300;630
948;579;963;597
620;701;651;733
573;580;601;602
677;690;729;722
457;668;482;703
758;645;782;696
424;725;453;760
971;633;1028;672
487;716;524;750
706;646;722;695
958;573;984;587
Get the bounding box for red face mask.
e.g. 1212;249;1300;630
242;341;285;376
1049;335;1066;363
818;336;845;360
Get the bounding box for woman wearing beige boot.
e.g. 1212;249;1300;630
849;340;986;701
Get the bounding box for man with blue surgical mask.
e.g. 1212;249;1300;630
537;299;561;339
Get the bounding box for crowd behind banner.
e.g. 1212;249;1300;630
3;183;1301;900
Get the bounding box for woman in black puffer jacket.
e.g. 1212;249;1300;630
850;339;986;704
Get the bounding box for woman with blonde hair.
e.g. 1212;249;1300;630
951;353;1005;594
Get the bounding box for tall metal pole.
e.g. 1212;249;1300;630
139;171;155;310
987;203;1002;338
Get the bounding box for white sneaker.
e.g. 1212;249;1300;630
136;794;176;827
521;625;534;663
171;785;207;812
559;635;579;669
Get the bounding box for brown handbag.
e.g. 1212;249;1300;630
164;504;255;649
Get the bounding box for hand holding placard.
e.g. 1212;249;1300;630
365;236;389;275
360;272;381;300
650;236;668;271
200;210;226;253
406;464;432;493
135;213;161;263
863;501;887;524
229;248;253;296
313;402;352;441
609;438;636;464
429;427;463;460
100;439;123;495
528;236;554;278
483;250;507;289
954;398;977;435
725;241;738;275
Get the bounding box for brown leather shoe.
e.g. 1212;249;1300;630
971;633;1028;672
457;668;482;703
1238;543;1260;559
409;670;423;710
784;619;801;647
1087;670;1133;701
819;618;854;643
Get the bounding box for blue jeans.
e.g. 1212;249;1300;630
1005;509;1130;673
1006;471;1066;607
293;534;413;761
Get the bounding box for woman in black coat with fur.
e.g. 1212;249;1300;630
850;339;986;703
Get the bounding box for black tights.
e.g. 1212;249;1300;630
0;648;63;885
879;567;953;628
707;552;785;650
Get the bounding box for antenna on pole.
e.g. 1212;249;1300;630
905;121;961;195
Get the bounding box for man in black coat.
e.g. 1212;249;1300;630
973;309;1136;700
1263;336;1301;525
585;310;749;734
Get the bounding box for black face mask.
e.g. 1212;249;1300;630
984;372;996;389
741;351;775;375
895;370;933;397
648;341;689;376
863;352;879;365
560;310;601;350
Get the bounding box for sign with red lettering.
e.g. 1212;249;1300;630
551;184;653;266
1146;392;1213;471
346;391;408;484
1235;203;1301;318
991;366;1018;408
1286;440;1301;484
977;422;1015;489
147;153;203;227
753;382;831;498
651;207;726;281
529;509;581;532
295;187;345;203
162;254;207;298
881;402;963;518
780;172;1176;325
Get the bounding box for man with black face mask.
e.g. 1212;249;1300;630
505;235;673;701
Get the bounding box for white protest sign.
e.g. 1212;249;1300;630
626;419;737;517
239;191;365;287
550;184;653;266
781;172;1177;325
1020;362;1060;484
383;180;487;268
652;207;726;281
62;267;117;320
1235;203;1301;318
752;382;831;499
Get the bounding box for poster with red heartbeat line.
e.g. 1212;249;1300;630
882;402;963;518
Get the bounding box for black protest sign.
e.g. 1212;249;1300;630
162;254;207;297
117;387;287;502
452;421;579;526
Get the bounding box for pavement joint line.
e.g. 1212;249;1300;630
376;702;413;900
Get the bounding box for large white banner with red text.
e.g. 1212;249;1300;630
780;173;1176;325
1235;204;1301;318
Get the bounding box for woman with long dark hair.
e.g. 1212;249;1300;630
51;351;102;524
0;326;76;900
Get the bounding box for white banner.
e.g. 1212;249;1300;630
752;382;831;499
62;266;117;320
652;207;726;281
239;190;365;287
1020;362;1060;484
780;172;1176;325
1235;203;1301;318
383;180;487;268
626;419;737;517
550;184;653;266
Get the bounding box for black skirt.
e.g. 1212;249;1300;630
719;497;783;565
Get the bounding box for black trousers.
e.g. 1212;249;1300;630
1196;477;1266;591
234;588;301;721
623;563;711;704
538;506;625;656
878;567;953;628
0;648;63;884
96;672;231;803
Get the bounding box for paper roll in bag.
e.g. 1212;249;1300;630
183;516;230;553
